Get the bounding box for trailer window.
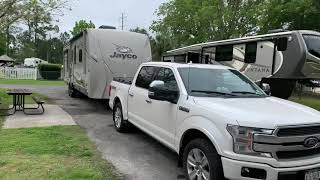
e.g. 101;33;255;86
79;49;83;63
74;46;76;64
245;42;257;63
135;66;157;89
215;45;233;61
303;35;320;58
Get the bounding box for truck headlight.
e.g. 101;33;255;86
227;125;273;158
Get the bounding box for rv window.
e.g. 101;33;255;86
245;42;257;63
79;49;83;63
74;46;76;64
215;45;233;61
187;52;200;63
276;37;288;51
174;55;187;63
303;35;320;58
135;66;157;89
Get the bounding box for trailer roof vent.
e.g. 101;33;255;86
99;25;116;30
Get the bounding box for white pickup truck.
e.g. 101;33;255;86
109;62;320;180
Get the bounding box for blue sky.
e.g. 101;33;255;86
56;0;167;33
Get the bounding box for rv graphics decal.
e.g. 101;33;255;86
110;44;137;60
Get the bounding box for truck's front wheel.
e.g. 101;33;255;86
183;139;224;180
113;102;128;133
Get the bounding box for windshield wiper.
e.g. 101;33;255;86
191;90;238;96
231;91;264;96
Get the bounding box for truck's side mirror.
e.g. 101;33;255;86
148;80;179;104
261;83;271;95
276;37;288;51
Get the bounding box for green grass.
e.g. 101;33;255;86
0;126;117;180
0;79;65;86
0;88;118;179
290;92;320;111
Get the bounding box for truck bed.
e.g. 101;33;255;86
113;77;134;85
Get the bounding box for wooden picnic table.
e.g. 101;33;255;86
1;89;44;116
7;89;33;114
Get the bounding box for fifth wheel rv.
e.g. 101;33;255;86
63;28;151;99
164;30;320;99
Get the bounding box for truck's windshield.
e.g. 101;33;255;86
178;68;266;97
303;35;320;58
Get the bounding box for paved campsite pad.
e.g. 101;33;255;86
3;104;76;129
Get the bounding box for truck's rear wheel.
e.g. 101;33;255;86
113;102;128;133
183;139;224;180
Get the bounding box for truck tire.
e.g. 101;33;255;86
113;102;128;133
183;139;224;180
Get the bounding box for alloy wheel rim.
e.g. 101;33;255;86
187;148;210;180
114;107;122;128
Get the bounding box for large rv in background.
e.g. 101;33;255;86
64;28;152;99
164;30;320;99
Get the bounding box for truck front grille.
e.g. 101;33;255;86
277;125;320;137
276;147;320;159
254;124;320;160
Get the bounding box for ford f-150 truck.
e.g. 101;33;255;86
109;62;320;180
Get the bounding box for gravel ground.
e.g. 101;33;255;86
0;84;184;180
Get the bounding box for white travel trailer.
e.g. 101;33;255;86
24;57;48;67
164;30;320;99
63;28;152;99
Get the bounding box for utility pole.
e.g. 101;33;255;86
119;13;127;31
121;13;124;31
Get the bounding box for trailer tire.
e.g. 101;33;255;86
68;84;77;98
113;102;128;133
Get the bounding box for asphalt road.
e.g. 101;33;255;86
0;84;184;180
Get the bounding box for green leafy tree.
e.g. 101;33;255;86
130;27;172;61
258;0;320;33
151;0;320;50
151;0;263;48
70;20;95;36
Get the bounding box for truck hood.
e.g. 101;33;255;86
193;96;320;129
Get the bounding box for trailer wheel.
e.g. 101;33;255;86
183;138;224;180
68;84;77;98
113;102;128;133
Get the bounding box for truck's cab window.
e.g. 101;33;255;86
135;66;157;89
154;67;179;91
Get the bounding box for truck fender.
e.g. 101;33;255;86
175;116;225;156
112;96;128;121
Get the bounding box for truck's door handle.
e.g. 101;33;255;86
145;99;152;104
129;93;134;97
179;106;190;113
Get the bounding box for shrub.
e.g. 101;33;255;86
38;64;62;80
